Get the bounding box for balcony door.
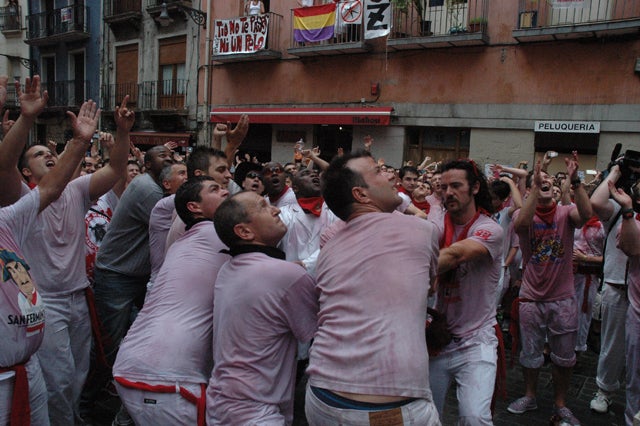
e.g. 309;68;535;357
116;44;139;108
158;36;186;110
69;51;85;106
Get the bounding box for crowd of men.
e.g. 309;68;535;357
1;75;640;426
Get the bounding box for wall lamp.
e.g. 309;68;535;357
157;2;207;29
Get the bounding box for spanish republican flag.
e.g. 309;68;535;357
293;3;336;43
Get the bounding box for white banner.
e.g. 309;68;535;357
364;0;391;39
213;15;269;55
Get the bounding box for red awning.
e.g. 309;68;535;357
129;132;191;147
210;107;393;126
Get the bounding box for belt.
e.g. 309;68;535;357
606;282;627;291
114;377;206;426
0;359;30;426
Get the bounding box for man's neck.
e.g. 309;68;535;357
450;206;477;225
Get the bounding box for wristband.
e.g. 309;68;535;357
622;207;635;219
570;178;581;189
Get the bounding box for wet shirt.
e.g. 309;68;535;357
0;189;45;367
515;204;577;301
307;212;439;399
113;221;229;384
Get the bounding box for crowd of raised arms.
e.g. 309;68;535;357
1;75;639;426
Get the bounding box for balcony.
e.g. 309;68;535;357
2;83;22;108
26;4;90;46
513;0;640;43
288;2;370;57
41;80;90;109
0;5;22;35
101;80;189;113
146;0;198;27
387;0;489;51
212;12;283;63
104;0;142;32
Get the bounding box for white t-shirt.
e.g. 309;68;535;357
278;201;338;276
207;251;317;423
24;175;92;296
436;214;503;343
148;194;176;284
113;221;228;384
0;189;45;367
307;212;440;399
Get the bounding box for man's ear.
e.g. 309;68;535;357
351;186;369;204
233;223;254;242
21;167;33;179
193;169;204;177
472;181;480;195
186;200;202;215
162;179;171;192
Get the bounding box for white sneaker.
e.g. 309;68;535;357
589;390;611;413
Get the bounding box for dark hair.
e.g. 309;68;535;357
174;176;214;227
143;145;167;165
18;144;46;180
127;159;141;168
213;193;252;248
490;180;511;201
186;146;227;180
525;170;535;189
322;150;371;221
233;161;263;186
441;159;495;214
399;166;419;179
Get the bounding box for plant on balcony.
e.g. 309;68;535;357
447;0;466;34
467;16;487;32
392;0;431;36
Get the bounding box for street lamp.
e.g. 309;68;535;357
156;2;207;29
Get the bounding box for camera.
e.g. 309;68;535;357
612;148;640;194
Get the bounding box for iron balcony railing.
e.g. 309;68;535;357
2;83;22;108
389;0;488;39
0;4;21;32
101;80;189;111
26;4;88;40
146;0;190;7
517;0;640;29
104;0;142;18
41;80;90;108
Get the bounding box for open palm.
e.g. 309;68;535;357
19;76;49;118
67;100;99;142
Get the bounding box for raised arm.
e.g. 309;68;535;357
38;101;99;212
590;164;621;222
501;176;523;217
566;152;592;228
88;96;134;200
302;147;329;172
0;76;49;206
438;239;490;274
514;160;542;233
609;181;640;257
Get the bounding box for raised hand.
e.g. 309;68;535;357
66;100;100;142
0;75;7;109
18;75;49;118
164;140;178;151
608;180;633;209
114;95;135;131
565;150;579;180
363;135;373;150
2;110;15;135
533;159;543;188
99;131;115;152
226;114;249;147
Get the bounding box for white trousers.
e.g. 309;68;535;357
595;283;629;392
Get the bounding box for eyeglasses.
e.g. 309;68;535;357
246;171;261;179
263;166;283;177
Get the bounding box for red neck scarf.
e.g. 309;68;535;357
535;202;557;226
397;186;409;195
582;215;602;239
268;186;289;204
440;209;482;249
413;199;431;215
297;197;324;217
28;182;37;190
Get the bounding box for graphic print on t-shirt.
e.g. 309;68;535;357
530;223;564;265
0;248;45;336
